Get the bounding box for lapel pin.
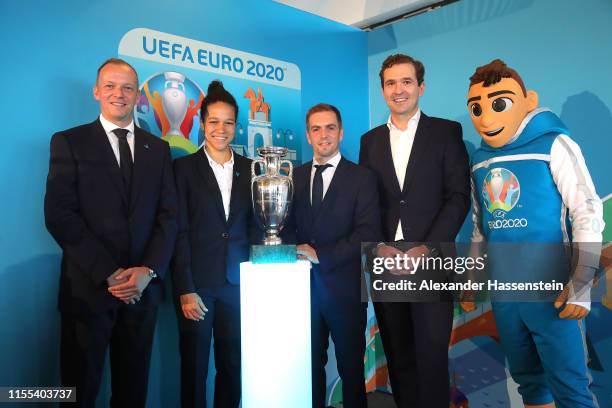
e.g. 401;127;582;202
235;171;240;177
144;144;149;149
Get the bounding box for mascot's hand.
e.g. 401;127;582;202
460;301;477;313
554;285;589;319
459;290;477;313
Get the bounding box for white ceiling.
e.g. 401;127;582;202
273;0;443;29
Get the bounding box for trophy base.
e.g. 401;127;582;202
250;244;297;264
262;236;283;245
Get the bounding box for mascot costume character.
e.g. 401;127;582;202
464;59;604;408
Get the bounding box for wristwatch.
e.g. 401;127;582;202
148;268;157;279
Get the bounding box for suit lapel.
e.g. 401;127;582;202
379;127;402;196
402;113;431;194
292;162;314;236
196;149;227;221
92;119;128;206
303;161;315;220
129;128;147;211
227;153;247;225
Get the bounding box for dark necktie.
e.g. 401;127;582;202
112;128;133;193
311;163;332;216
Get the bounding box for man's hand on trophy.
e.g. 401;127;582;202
180;292;208;321
297;244;319;264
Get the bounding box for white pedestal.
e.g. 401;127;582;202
240;260;312;408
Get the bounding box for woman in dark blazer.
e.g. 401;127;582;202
172;80;255;408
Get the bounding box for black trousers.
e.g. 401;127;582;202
60;305;158;408
176;284;241;408
311;299;367;408
373;301;453;408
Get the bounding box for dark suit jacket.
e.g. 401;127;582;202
359;113;470;243
44;119;178;313
286;157;382;308
172;149;255;295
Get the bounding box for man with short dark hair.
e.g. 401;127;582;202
359;54;470;407
44;58;177;407
286;103;381;408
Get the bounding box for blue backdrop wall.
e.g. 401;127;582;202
0;1;368;406
368;0;612;194
367;0;612;406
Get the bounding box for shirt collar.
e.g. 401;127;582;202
203;145;234;167
313;150;341;168
387;108;421;132
99;114;135;135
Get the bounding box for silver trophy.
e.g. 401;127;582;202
251;146;293;245
161;71;188;137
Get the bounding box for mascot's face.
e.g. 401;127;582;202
467;77;538;147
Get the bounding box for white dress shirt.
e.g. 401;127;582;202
99;114;135;165
203;147;234;220
309;151;341;204
388;109;421;240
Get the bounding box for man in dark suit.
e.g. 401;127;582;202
359;54;470;408
44;58;178;407
287;103;381;408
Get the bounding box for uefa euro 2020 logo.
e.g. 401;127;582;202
482;168;520;218
135;71;205;158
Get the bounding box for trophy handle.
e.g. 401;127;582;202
251;158;265;178
280;159;293;178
